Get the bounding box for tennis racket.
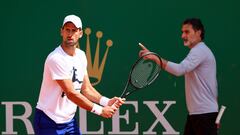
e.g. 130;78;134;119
118;51;162;99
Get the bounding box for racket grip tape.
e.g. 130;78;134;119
111;100;119;108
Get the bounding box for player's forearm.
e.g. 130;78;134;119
67;90;94;111
56;79;94;111
82;86;102;104
165;61;186;76
160;58;168;70
81;74;103;104
67;90;107;117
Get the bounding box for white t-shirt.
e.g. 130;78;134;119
36;46;87;123
165;42;218;115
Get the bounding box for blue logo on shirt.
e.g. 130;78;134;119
61;67;83;97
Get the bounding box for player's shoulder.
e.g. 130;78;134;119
191;42;208;53
196;42;210;49
191;42;214;59
75;48;86;57
46;46;65;62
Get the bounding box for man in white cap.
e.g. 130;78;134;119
33;15;125;135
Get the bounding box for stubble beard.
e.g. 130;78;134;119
64;40;78;48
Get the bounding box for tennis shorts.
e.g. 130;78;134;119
33;108;81;135
184;112;218;135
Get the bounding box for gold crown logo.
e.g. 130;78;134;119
78;27;112;86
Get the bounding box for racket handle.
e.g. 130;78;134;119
215;105;226;124
111;97;126;108
111;100;119;108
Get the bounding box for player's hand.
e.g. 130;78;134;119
138;43;162;66
101;106;117;118
138;43;150;57
108;97;125;108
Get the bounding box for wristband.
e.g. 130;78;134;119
91;103;103;115
100;96;110;106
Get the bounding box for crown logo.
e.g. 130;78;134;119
78;28;113;86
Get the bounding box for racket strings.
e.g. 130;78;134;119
131;58;161;88
120;53;162;98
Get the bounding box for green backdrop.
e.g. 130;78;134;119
0;0;239;134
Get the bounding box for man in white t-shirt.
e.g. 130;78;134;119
139;18;219;135
33;14;125;135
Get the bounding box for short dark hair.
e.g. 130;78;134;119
183;18;205;40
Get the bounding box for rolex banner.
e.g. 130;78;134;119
0;0;239;134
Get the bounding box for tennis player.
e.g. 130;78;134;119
33;14;125;135
139;18;219;135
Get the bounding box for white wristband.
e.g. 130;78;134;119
91;103;103;115
100;96;110;106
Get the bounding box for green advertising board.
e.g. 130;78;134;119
0;0;239;134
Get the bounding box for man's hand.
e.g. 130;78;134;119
138;43;150;57
101;106;117;118
108;97;125;108
138;43;166;69
139;43;159;63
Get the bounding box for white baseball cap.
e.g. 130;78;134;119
62;15;82;29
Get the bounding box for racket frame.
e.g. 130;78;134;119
120;52;162;98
